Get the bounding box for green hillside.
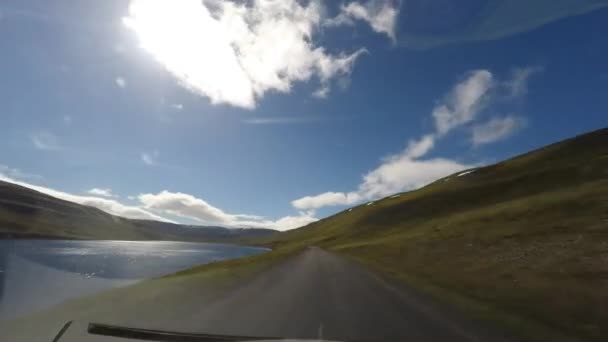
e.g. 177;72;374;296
264;128;608;340
0;181;275;242
0;181;149;240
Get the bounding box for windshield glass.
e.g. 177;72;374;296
1;1;608;341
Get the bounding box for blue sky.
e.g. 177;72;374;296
1;0;607;230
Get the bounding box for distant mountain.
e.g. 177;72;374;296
0;181;276;242
129;219;277;242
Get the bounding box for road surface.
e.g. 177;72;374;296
2;247;509;341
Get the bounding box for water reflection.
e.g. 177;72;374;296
0;240;266;320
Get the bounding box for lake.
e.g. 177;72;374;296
0;239;267;320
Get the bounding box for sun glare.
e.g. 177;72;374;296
123;0;255;107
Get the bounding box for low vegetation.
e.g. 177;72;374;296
261;128;608;341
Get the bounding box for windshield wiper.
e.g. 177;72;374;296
88;322;284;341
52;321;74;342
52;321;347;342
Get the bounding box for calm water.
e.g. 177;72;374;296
0;239;267;320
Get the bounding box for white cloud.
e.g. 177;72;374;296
404;134;436;159
87;188;114;198
141;150;159;166
506;66;542;97
432;70;494;135
430;67;538;139
1;165;315;231
171;103;184;110
292;152;471;211
123;0;370;109
0;173;171;222
139;191;234;224
30;132;60;151
312;85;330;99
0;165;42;180
292;191;361;210
115;77;127;88
358;155;470;199
63;115;72;125
471;116;525;145
290;67;541;211
292;130;471;211
139;190;316;231
266;213;317;231
329;0;400;41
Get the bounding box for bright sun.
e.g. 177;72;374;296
123;0;255;107
122;0;366;109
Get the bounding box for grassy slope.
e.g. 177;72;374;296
261;128;608;341
0;181;152;240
